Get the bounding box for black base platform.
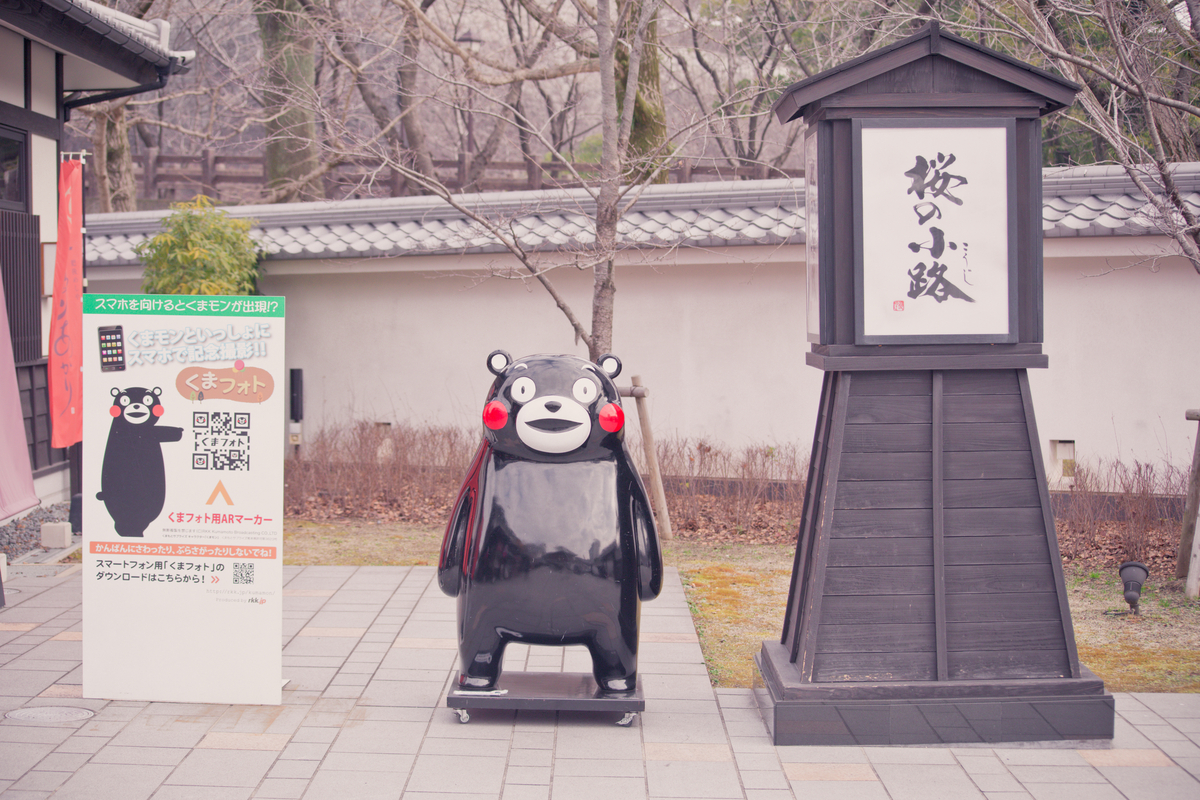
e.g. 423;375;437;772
756;645;1114;745
446;672;645;724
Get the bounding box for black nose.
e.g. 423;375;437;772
545;401;561;413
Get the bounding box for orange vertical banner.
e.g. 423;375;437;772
49;159;84;448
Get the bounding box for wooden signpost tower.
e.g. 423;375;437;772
756;23;1115;745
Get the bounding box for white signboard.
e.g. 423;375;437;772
82;295;285;704
856;120;1016;344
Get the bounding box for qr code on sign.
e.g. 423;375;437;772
192;411;250;471
233;563;254;585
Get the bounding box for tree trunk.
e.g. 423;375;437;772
396;7;438;191
83;101;138;213
256;0;324;202
615;7;668;183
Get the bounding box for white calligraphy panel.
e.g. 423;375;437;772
856;121;1015;343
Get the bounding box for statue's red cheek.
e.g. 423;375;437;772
598;403;624;433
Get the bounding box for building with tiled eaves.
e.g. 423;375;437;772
86;166;1200;477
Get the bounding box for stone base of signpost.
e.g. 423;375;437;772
755;644;1114;745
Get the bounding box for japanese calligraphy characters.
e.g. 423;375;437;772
904;153;974;304
858;122;1013;342
439;352;663;693
97;387;184;537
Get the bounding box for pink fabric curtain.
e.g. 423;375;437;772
0;275;38;520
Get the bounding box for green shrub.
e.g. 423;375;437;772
137;195;261;295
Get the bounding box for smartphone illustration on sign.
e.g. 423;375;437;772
98;325;126;371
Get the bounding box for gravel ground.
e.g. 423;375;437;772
0;502;71;562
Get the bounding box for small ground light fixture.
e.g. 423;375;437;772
1118;561;1150;615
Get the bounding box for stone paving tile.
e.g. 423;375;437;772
254;777;309;798
51;763;174;800
969;771;1025;792
784;762;877;780
407;753;507;794
735;751;784;771
89;744;191;766
509;747;553;767
304;769;406;800
503;785;550;800
197;731;291;750
640;711;729;744
554;722;645;760
553;758;645;777
739;769;790;790
8;768;70;792
1023;783;1126;800
1111;717;1156;748
744;790;797;800
646;759;743;798
267;758;319;779
1079;748;1175;767
776;745;868;763
148;787;256;800
166;748;278;786
1094;764;1200;799
864;746;961;764
957;754;1010;773
328;719;427;754
643;742;732;762
319;751;415;772
874;763;987;799
551;775;647;800
358;679;447;707
1006;764;1107;783
787;779;890;799
996;749;1091;766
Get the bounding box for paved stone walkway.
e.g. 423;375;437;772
1;564;1198;799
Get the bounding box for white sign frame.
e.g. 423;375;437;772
854;118;1018;344
82;295;285;705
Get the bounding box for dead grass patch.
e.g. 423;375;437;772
284;519;442;566
664;540;792;687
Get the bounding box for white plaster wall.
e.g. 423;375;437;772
0;26;23;108
254;245;817;449
29;42;57;118
30;134;57;242
1031;237;1200;475
90;235;1198;473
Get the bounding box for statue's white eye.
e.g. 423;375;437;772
510;377;536;403
120;395;131;406
572;378;597;404
143;394;155;406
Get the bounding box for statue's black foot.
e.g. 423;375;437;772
599;676;636;694
457;673;498;691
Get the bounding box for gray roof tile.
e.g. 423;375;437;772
86;167;1200;266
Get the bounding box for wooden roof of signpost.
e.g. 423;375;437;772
772;22;1080;125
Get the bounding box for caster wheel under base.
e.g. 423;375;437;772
455;708;470;724
616;712;637;727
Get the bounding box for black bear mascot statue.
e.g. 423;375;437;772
439;351;663;694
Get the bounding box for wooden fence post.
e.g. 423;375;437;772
1181;409;1200;597
201;149;216;196
628;376;672;541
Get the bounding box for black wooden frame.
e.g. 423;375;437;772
852;118;1018;346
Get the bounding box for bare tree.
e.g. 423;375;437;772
911;0;1200;275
